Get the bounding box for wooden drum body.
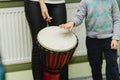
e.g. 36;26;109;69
37;26;78;80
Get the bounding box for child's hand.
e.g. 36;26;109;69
111;39;119;50
59;21;74;31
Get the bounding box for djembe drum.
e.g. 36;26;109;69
37;26;78;80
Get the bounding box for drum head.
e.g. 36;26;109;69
37;26;77;52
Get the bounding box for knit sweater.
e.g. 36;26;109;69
72;0;120;40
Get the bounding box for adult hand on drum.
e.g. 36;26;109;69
59;21;75;31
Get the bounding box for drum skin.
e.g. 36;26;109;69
37;26;78;52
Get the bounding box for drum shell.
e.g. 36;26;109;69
39;43;78;71
37;26;79;73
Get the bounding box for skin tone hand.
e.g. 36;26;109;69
39;0;52;22
111;39;119;50
59;21;75;31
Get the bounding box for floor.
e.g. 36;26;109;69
70;75;106;80
70;77;106;80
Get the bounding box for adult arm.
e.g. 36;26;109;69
39;0;52;22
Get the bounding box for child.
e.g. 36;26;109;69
60;0;120;80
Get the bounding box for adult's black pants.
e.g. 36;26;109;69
24;1;68;80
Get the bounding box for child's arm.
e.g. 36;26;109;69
111;0;120;50
112;0;120;41
72;0;87;26
59;0;87;31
